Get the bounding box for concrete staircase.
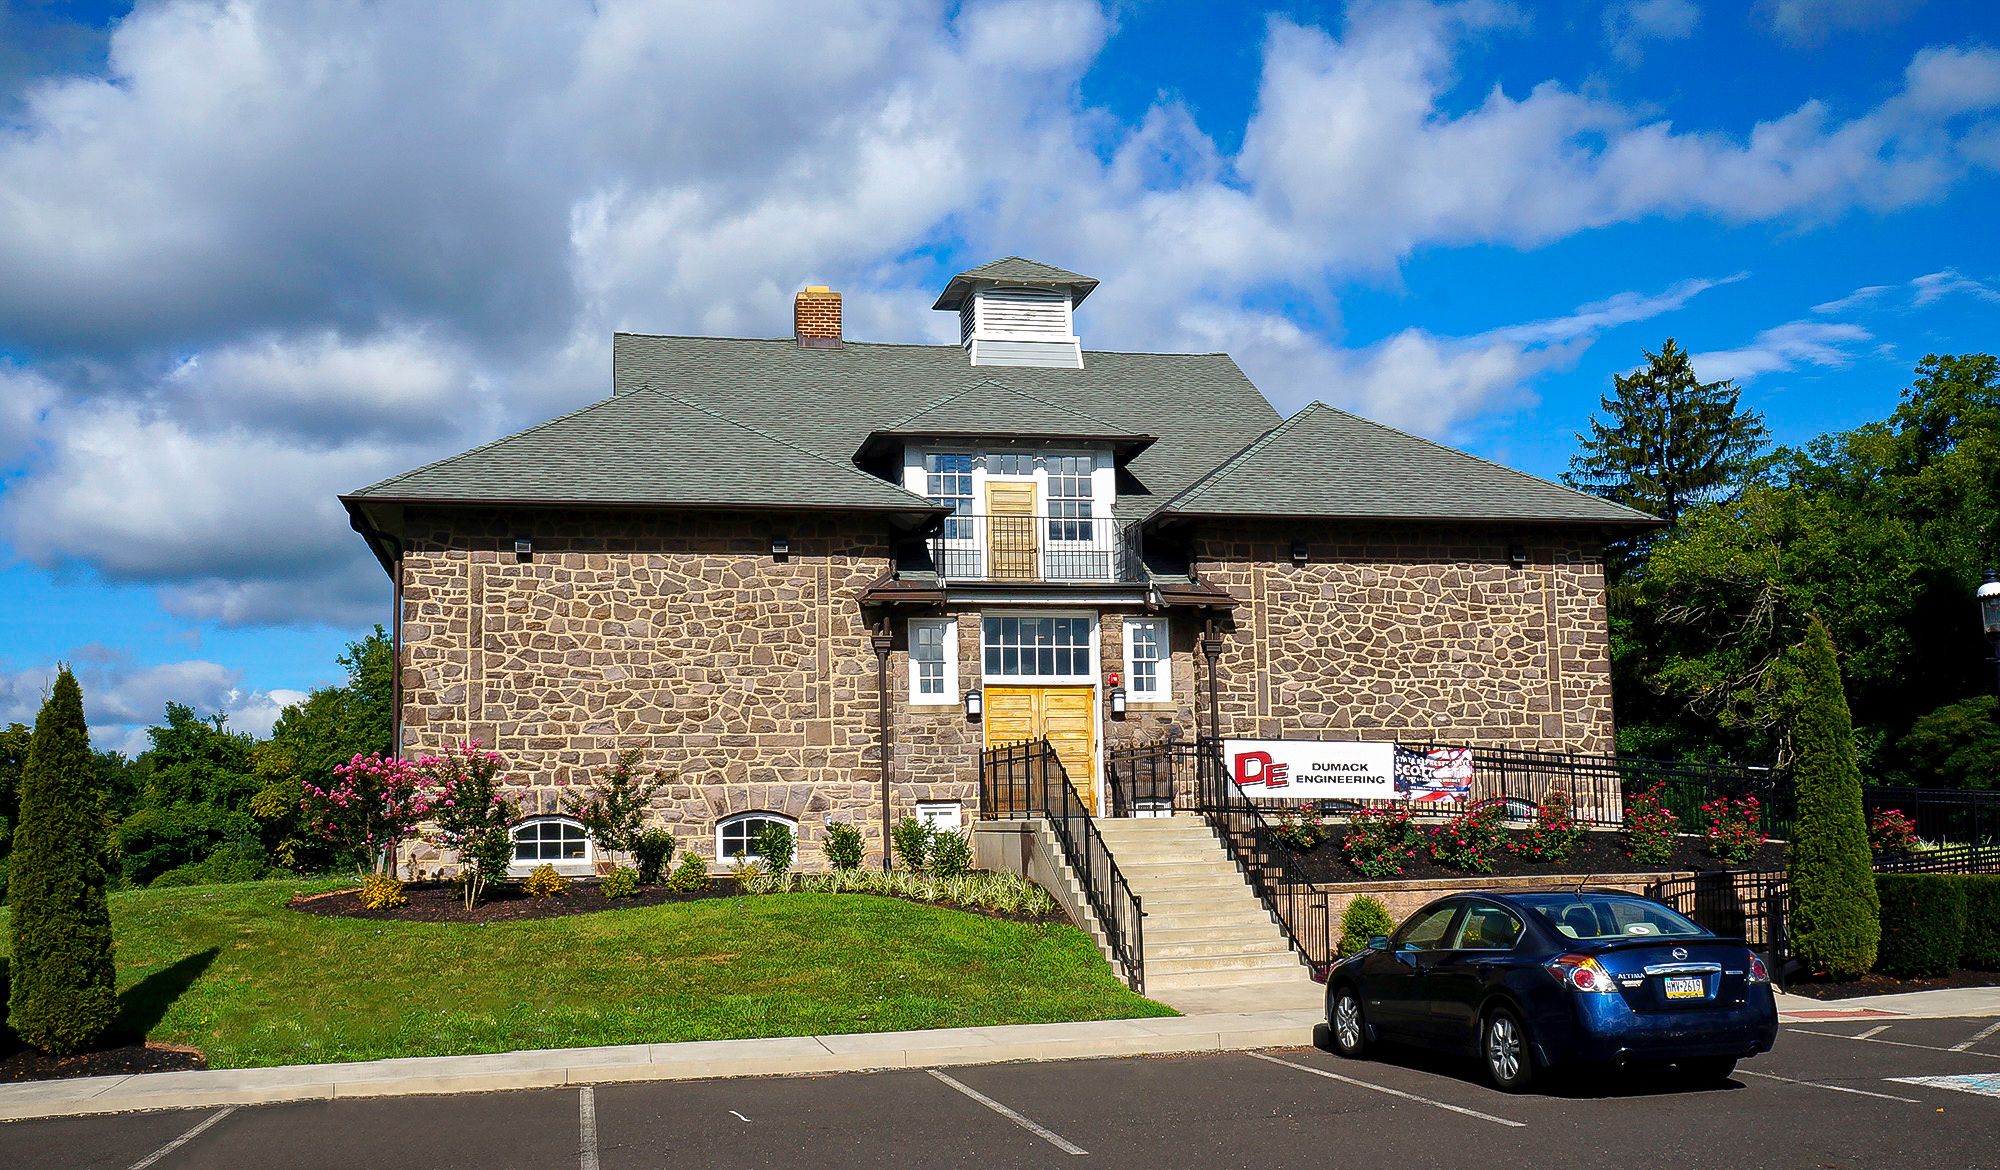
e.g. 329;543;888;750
1095;817;1325;1013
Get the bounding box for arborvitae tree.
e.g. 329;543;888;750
1565;338;1769;583
8;669;118;1053
1786;620;1880;980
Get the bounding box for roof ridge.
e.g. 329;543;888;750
353;391;633;495
1148;402;1325;519
614;332;1235;360
639;386;931;503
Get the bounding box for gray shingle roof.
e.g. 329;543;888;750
610;335;1280;521
880;380;1151;445
345;387;942;514
1150;402;1661;526
932;256;1100;310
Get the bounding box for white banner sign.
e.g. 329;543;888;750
1222;739;1398;801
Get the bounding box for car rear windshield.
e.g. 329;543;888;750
1516;895;1708;941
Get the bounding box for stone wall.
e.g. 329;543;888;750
399;507;917;869
1191;520;1612;755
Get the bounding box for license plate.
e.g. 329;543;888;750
1664;976;1706;999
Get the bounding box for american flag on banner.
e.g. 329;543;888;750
1395;746;1473;803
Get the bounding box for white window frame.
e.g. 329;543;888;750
716;812;798;870
916;801;962;833
508;815;594;877
981;612;1097;683
908;617;958;704
1122;617;1171;702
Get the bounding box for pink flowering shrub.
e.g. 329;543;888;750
302;752;435;874
1624;784;1680;864
423;741;519;909
1427;803;1508;873
1700;795;1763;865
1342;805;1420;879
1870;809;1919;855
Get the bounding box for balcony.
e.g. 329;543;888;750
926;513;1145;584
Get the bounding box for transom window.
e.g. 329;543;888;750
1046;455;1094;542
926;452;973;539
983;616;1093;679
989;452;1035;476
1124;618;1168;700
909;617;957;703
510;817;592;875
717;812;798;868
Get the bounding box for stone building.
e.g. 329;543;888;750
341;257;1653;874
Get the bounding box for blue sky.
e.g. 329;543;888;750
0;0;1995;751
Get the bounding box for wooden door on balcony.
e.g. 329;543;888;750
986;482;1037;579
984;685;1096;812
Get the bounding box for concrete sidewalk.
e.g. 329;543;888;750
0;1009;1324;1122
1776;984;2000;1021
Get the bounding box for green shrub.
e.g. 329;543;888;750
630;829;675;885
755;821;795;882
666;852;709;891
1788;619;1881;980
1337;896;1397;957
1270;808;1329;851
523;864;569;898
823;821;864;870
1623;783;1679;864
930;830;971;878
359;873;406;909
1700;795;1763;865
151;840;268;888
892;816;932;871
600;866;640;899
1341;806;1420;879
118;802;258;888
1959;876;2000;971
1513;787;1582;863
8;669;118;1055
1874;874;1967;978
1427;804;1507;872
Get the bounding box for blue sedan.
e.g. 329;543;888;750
1324;889;1778;1092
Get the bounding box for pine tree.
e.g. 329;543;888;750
8;669;119;1054
1565;339;1769;582
1786;619;1880;980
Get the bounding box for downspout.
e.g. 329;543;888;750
872;621;896;869
350;514;405;873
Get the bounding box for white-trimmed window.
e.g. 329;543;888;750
917;801;962;833
1045;454;1094;542
717;812;797;868
909;617;958;704
510;816;593;876
1123;617;1170;702
982;615;1094;681
925;452;974;539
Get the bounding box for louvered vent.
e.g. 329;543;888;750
977;287;1070;337
959;280;1084;368
959;299;976;346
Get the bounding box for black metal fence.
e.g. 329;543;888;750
1871;842;2000;874
1645;868;1790;987
1863;787;2000;848
1187;740;1336;980
979;738;1146;993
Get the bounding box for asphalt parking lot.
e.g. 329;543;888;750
10;1016;2000;1170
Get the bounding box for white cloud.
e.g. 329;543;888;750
1765;0;1928;46
1812;284;1892;313
1911;268;2000;306
1690;320;1874;383
0;655;302;753
1605;0;1700;66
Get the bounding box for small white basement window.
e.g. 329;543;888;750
717;812;798;868
510;816;592;876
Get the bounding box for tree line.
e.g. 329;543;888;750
1566;343;2000;786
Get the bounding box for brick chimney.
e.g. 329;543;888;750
794;286;842;348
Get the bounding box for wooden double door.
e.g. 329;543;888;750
984;685;1097;812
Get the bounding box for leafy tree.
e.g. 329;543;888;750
8;670;118;1053
424;742;517;909
139;703;259;811
564;750;667;858
1898;697;2000;790
0;722;28;902
268;627;393;801
1787;620;1880;980
118;802;260;887
1565;338;1769;582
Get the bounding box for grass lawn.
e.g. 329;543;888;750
5;880;1175;1069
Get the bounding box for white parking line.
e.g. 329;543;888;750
927;1069;1088;1155
1737;1068;1920;1103
1855;1025;1890;1040
1789;1027;2000;1058
128;1106;237;1170
1246;1052;1526;1128
578;1087;600;1170
1950;1020;2000;1052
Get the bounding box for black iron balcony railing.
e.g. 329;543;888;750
927;513;1145;584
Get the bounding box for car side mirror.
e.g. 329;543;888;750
1366;936;1390;951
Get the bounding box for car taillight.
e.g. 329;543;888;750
1748;955;1771;984
1545;954;1618;993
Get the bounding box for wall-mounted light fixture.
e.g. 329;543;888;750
1507;543;1529;570
964;687;983;719
1291;541;1309;565
513;537;533;562
1110;686;1127;716
771;535;790;561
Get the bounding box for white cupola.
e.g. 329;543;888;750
931;257;1098;369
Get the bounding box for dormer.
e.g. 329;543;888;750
932;257;1099;369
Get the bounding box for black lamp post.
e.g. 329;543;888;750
1980;569;2000;698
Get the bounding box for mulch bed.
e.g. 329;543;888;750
291;878;1071;928
0;1035;207;1084
1781;969;2000;1000
1277;828;1788;884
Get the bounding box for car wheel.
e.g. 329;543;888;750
1676;1056;1737;1085
1481;1005;1534;1093
1329;987;1368;1058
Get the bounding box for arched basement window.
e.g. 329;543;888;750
716;812;797;869
510;816;593;877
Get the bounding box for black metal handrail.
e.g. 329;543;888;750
927;513;1146;583
980;738;1145;994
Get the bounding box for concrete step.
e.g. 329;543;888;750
1104;848;1233;865
1144;919;1284;942
1147;936;1296;960
1118;864;1249;884
1132;892;1270;914
1141;908;1280;932
1144;953;1311;979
